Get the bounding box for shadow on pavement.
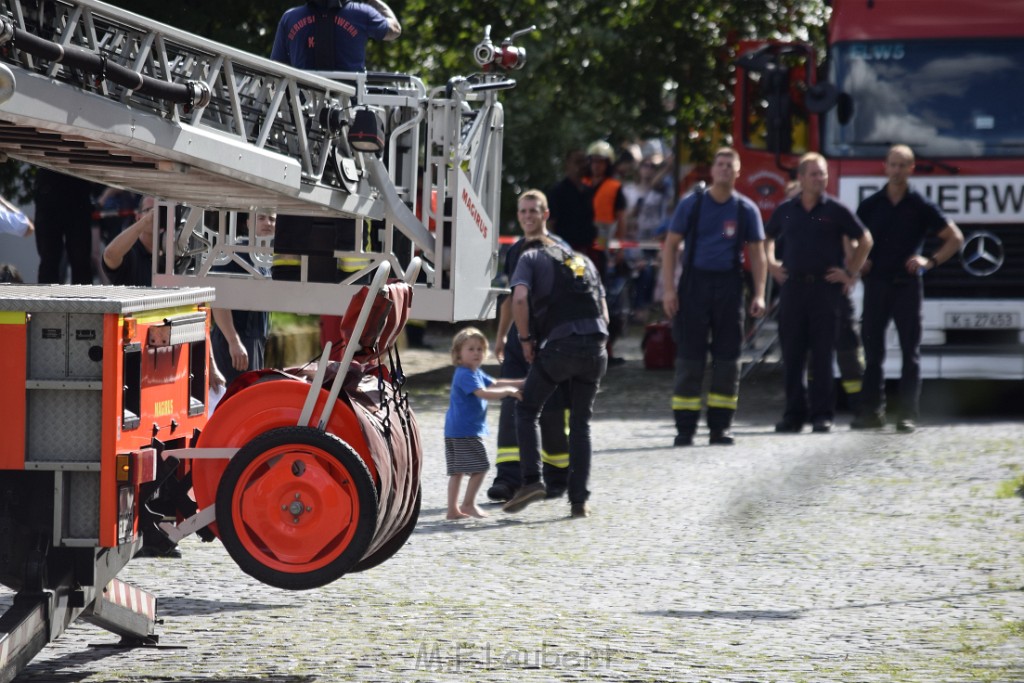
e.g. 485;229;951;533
646;586;1024;621
411;511;571;536
157;596;289;617
17;664;320;683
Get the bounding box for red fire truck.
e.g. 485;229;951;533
0;0;530;678
733;0;1024;380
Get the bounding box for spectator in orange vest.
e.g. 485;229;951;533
585;140;628;366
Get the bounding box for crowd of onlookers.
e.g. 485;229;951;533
539;141;684;362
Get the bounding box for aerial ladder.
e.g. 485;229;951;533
0;1;534;679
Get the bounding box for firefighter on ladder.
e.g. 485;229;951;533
270;0;402;349
271;0;401;72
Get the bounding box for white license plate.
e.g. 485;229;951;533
945;312;1021;329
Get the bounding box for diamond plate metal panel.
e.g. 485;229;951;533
28;312;68;380
0;285;215;313
67;471;100;539
27;388;102;462
67;313;105;380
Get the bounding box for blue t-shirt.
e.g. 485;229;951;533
668;191;765;271
271;3;390;72
444;366;495;438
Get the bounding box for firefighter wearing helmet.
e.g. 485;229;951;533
584;139;628;365
587;140;615;162
585;141;622;254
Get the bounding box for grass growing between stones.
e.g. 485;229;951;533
918;619;1024;683
995;475;1024;500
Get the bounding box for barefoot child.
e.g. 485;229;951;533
445;327;523;520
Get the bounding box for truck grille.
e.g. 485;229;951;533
924;223;1024;299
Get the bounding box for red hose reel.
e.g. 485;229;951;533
192;264;422;589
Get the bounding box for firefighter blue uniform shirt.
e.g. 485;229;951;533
271;3;391;72
668;192;764;271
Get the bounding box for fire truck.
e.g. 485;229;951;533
733;0;1024;380
0;0;531;679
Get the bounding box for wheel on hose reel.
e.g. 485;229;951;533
350;488;421;573
215;426;377;590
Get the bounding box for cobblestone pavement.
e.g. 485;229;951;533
5;330;1024;683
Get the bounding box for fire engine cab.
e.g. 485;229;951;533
734;0;1024;380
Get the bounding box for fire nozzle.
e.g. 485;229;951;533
473;24;537;71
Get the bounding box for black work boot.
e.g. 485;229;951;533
707;407;735;445
673;410;698;447
542;462;568;498
709;430;735;445
487;460;522;502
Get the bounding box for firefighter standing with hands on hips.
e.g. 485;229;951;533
765;152;872;434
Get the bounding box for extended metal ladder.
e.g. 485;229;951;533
0;0;527;320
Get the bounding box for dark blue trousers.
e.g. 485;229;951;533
516;334;607;505
778;276;842;423
861;275;923;420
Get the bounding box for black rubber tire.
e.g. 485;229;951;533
215;426;377;590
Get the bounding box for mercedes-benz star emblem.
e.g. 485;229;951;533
960;231;1004;277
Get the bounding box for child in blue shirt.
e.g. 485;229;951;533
445;327;523;520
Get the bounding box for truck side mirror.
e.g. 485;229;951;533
763;64;793;154
805;82;839;114
836;92;854;125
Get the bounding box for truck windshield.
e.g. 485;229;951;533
824;38;1024;158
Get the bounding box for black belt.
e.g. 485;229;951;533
865;273;918;286
789;272;827;284
545;332;607;347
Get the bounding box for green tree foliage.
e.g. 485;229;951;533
4;1;826;220
383;0;826;216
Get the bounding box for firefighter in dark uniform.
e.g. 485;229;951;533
270;0;401;343
835;276;865;413
502;236;610;518
782;180;866;415
661;147;767;447
853;144;963;433
766;152;872;433
486;190;570;502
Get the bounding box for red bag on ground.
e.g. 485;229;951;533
641;321;675;370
